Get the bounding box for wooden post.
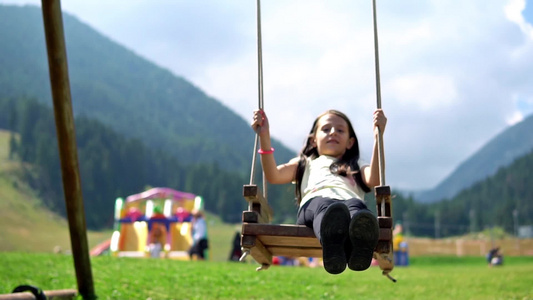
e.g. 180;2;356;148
41;1;95;299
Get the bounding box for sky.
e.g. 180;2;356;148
2;0;533;191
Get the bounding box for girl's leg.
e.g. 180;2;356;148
344;198;370;217
344;198;379;271
298;197;350;274
297;197;337;242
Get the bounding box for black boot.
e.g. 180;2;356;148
347;210;379;271
320;202;350;274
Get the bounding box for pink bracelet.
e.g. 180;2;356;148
258;147;275;154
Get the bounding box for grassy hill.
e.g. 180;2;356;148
0;129;71;252
0;129;111;252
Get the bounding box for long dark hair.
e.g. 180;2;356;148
294;110;370;204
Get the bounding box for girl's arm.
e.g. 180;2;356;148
252;110;298;184
363;109;387;188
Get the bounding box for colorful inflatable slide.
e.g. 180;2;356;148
105;187;203;259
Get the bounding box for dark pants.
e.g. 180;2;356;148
189;238;209;259
297;197;370;243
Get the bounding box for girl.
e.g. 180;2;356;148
251;109;387;274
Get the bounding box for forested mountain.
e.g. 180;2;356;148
0;4;295;176
415;114;533;203
379;149;533;237
435;148;533;236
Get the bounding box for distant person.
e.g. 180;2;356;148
228;231;243;262
251;109;386;274
487;247;503;266
393;223;404;250
393;222;409;266
188;209;209;260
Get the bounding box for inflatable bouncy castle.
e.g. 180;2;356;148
109;187;203;259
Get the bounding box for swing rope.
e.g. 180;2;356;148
372;0;396;282
372;0;386;188
249;0;268;201
240;0;272;269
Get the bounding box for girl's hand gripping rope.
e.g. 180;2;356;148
373;109;387;136
252;109;270;137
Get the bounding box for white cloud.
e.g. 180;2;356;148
3;0;533;191
507;110;524;125
389;74;458;111
505;0;533;37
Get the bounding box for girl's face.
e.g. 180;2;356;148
311;113;355;159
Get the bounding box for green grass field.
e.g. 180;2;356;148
1;253;532;299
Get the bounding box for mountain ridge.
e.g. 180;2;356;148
414;113;533;202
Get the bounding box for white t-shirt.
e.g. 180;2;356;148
299;155;367;209
192;217;207;241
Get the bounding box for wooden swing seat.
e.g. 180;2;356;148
241;184;393;268
242;223;322;258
